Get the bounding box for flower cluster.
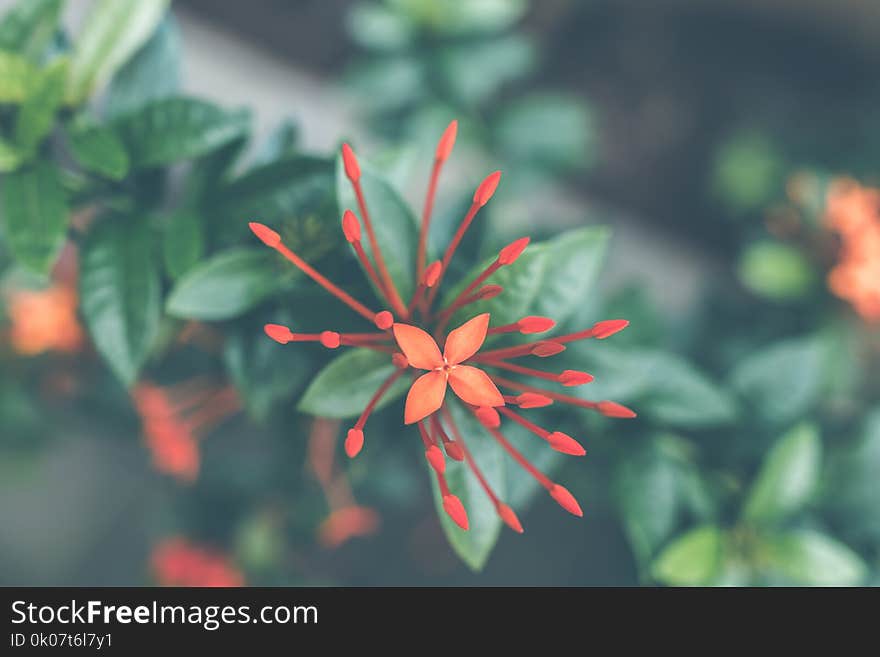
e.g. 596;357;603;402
825;178;880;321
251;120;635;533
5;284;83;356
151;538;244;587
133;380;240;483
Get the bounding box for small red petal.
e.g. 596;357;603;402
435;120;458;162
341;210;361;243
591;319;629;339
598;401;637;418
345;429;364;458
473;170;502;207
497;503;524;533
444;313;490;365
550;484;583;517
547;431;586;456
515;392;553;408
558;370;594;386
425;444;446;474
393;323;443;369
320;331;341;348
531;341;566;357
423;260;442;287
474;406;501;428
477;284;503;300
443;441;465;461
391;352;409;369
442;494;469;530
517;316;555;334
249;222;280;247
498;237;530;265
264;323;292;344
448;365;504;407
341;143;360;182
374;311;394;330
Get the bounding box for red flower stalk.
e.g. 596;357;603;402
133;380;240;483
252;121;635;533
151;538;244;587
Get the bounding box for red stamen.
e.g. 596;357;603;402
545;319;631;345
484;424;553;489
479;358;590;385
492;375;637;417
498;407;585;456
471;341;566;362
342;145;408;317
417;121;457;279
250;222;378;324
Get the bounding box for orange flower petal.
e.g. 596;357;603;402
404;371;447;424
443;313;490;364
392;323;443;370
448;365;504;407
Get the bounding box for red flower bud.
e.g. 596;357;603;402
547;431;586;456
531;341;566;357
341;143;360;182
597;401;637;418
423;261;442;287
391;352;409;369
477;284;503;300
264;323;293;344
591;319;629;339
374;311;394;330
515;392;553;408
443;441;465;462
342;210;361;243
435;120;458;162
475;406;501;429
345;429;364;458
320;331;341;349
497;503;524;534
249;222;280;247
517;316;555;334
498;237;530;265
558;370;594;386
442;494;469;530
473;170;501;207
550;484;583;517
425;444;446;474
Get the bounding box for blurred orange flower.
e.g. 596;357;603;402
151;538;244;587
6;284;84;356
825;178;880;321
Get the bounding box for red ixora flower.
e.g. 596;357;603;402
250;120;635;533
151;538;244;587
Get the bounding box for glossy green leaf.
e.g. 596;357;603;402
114;97;250;168
742;423;821;524
66;0;169;104
429;402;504;571
729;335;826;425
104;16;179;118
80;218;161;386
761;530;866;586
445;226;610;330
0;50;37;102
652;525;723;586
166;248;281;321
67;121;130;180
1;161;68;275
297;349;409;418
14;57;66;153
0;0;63;60
162;210;203;279
336;154;418;301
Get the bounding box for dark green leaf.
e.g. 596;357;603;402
297;349;409;418
0;136;23;172
430;402;505;571
651;525;723;586
80;218;161;385
104;16;179;118
66;121;130;180
162;210;203;279
166;248;281;321
0;0;63;60
336;154;418;301
761;530;866;586
742;423;821;524
65;0;169;104
0;50;37;102
438;34;535;107
114;97;251;168
1;161;67;275
14;57;66;153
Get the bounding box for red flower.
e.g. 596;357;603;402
251;120;635;534
151;538;244;587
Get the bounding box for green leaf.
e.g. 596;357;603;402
652;525;723;586
761;530;866;586
336;154;418;301
297;349;409;418
162;210;203;279
14;57;66;154
0;136;23;172
738;241;815;301
1;161;68;275
66;121;130;180
0;50;37;102
712;131;785;214
104;16;180;118
445;226;610;330
114;97;251;168
80;218;161;386
166;248;281;321
66;0;169;104
742;423;821;524
729;335;826;425
429;402;505;571
438;34;535;107
0;0;63;60
345;2;414;51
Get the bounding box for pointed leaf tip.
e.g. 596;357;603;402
497;503;524;534
320;331;341;348
345;428;364;458
558;370;594;386
473;170;502;207
374;311;394;330
264;323;293;344
597;401;637;418
341;210;361;243
341;143;360;182
435;120;458;162
547;431;586;456
591;319;629;339
425;444;446;474
550;484;583;517
498;237;530;265
249;222;280;247
442;494;469;530
517;315;555;334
